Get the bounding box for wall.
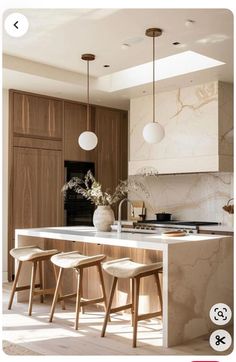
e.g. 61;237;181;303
2;89;9;281
128;80;233;225
129;172;233;225
129;81;233;174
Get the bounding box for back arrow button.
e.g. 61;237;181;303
5;13;29;37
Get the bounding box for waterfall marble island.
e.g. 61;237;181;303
15;226;233;348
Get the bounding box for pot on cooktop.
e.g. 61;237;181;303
155;212;172;221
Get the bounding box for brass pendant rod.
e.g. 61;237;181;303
153;35;155;123
87;59;90;130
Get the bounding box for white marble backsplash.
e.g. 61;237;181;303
129;172;234;225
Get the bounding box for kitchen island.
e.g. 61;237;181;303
14;226;233;348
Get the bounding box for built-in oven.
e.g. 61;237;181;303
64;161;95;226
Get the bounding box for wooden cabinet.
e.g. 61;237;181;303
94;106;128;217
13;147;63;230
13;147;39;229
13;91;63;139
64;101;95;162
8;90;128;280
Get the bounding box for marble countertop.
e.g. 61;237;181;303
199;224;234;232
15;226;231;252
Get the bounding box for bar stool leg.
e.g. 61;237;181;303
49;267;63;322
75;268;83;330
101;276;118;337
130;278;135;327
133;276;140;348
8;261;23;310
38;260;44;303
53;264;66;310
80;269;84;315
154;273;162;313
28;261;38;316
97;263;108;313
97;263;111;322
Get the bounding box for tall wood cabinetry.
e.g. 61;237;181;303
8;90;128;280
94;106;128;217
64;101;96;162
8;91;64;280
63;103;128;217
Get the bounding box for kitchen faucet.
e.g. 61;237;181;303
117;198;134;233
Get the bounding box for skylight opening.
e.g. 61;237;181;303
97;51;224;92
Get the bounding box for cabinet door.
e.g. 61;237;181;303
95;107;128;217
13;92;63;139
13;147;63;231
64;101;95;162
38;149;63;227
13;147;39;229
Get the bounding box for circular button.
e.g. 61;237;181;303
4;13;29;38
209;303;232;325
209;329;232;352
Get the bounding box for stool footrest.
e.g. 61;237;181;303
110;303;132;314
34;288;55;296
15;283;41;292
80;297;105;306
137;311;162;321
58;293;77;301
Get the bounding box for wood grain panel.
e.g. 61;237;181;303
13;92;63;139
38;149;63;227
64;101;95;162
13;147;39;230
13;147;63;231
13;137;62;150
94;107;128;218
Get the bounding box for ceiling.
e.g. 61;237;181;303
3;8;233;110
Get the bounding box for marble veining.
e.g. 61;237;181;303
130;81;219;162
168;237;233;346
129;172;233;225
129;81;233;174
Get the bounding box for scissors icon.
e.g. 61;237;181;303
215;334;226;346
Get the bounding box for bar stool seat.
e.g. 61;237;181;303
49;251;108;330
101;257;163;348
51;251;105;269
10;246;58;261
103;257;163;278
8;245;59;316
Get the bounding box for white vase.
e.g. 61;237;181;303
93;205;115;232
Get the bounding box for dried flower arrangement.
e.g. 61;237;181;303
62;170;150;206
222;198;234;214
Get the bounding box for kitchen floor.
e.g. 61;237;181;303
2;283;232;356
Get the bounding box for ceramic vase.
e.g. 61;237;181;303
93;205;115;232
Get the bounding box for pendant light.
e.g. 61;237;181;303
78;53;98;151
143;28;165;144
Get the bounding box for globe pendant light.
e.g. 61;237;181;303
143;28;165;144
78;53;98;151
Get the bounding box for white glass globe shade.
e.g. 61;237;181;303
143;122;165;144
78;131;98;151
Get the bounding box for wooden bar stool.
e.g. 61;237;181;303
8;245;59;316
49;251;108;330
101;257;163;348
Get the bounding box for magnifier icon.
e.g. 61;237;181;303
217;311;224;318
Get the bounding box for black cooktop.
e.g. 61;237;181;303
138;220;219;226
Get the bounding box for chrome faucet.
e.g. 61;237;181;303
117;198;134;233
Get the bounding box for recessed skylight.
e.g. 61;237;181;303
97;51;225;93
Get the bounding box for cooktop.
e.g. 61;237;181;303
137;220;219;226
